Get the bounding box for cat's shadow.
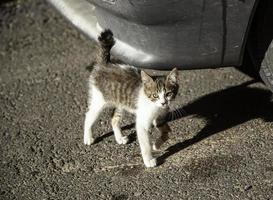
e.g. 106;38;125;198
96;80;273;165
95;123;136;144
158;80;273;164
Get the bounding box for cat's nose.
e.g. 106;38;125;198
161;102;167;106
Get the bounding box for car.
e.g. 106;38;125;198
47;0;273;92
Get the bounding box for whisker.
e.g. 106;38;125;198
177;109;185;118
168;103;188;121
181;108;187;115
172;109;176;120
172;111;175;121
176;109;181;119
169;110;174;121
168;105;175;121
167;111;172;121
175;109;182;119
174;109;179;120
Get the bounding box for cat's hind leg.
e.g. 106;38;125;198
84;85;105;145
111;108;129;144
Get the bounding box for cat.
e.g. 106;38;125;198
84;29;179;167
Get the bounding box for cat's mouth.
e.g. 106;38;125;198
158;102;169;109
162;103;168;108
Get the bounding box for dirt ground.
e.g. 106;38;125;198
1;0;273;199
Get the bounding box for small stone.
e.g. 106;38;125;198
244;185;252;191
134;191;142;196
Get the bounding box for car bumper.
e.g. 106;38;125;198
47;0;257;70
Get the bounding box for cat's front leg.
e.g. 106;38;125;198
136;118;157;168
153;123;171;150
152;113;170;150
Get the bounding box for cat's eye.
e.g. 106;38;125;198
166;92;172;97
153;94;159;98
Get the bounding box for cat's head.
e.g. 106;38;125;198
141;68;179;108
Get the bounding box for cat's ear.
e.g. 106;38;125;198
167;68;178;84
141;71;153;84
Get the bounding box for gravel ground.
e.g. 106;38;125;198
0;0;273;199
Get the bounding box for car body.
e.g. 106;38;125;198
47;0;259;68
47;0;273;91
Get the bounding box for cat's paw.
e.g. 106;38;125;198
144;158;157;168
152;139;164;151
84;137;95;145
116;136;129;145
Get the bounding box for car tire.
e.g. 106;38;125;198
246;0;273;92
259;42;273;92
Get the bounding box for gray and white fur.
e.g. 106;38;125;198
84;29;179;167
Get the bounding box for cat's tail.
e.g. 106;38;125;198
95;29;115;65
86;29;115;72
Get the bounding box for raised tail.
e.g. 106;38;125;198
95;29;115;65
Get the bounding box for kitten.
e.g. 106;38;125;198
84;30;179;168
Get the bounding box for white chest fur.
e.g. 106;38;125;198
136;88;161;123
